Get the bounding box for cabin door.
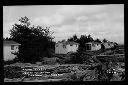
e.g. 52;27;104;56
86;44;91;50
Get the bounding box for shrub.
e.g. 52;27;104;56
4;57;19;65
4;66;23;79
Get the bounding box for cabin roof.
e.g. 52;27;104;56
102;41;113;44
86;42;101;44
57;41;79;45
3;40;21;45
65;42;79;45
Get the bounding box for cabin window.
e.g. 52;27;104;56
16;46;18;49
63;45;66;48
92;43;95;47
56;45;58;47
11;45;14;50
86;44;91;50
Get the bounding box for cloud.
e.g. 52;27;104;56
3;5;124;44
3;21;21;38
76;16;88;22
32;5;105;26
3;22;15;38
53;10;124;43
57;5;105;16
33;13;64;26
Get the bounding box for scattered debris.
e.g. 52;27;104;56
4;46;125;82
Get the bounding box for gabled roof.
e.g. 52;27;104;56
57;41;79;45
3;40;21;45
102;41;114;44
86;42;101;44
65;42;79;45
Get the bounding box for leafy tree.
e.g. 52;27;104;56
67;34;94;52
94;38;102;43
87;34;94;42
67;38;73;42
69;34;95;63
101;43;105;50
9;16;55;63
19;16;30;27
78;35;87;51
78;34;94;52
102;38;108;43
61;39;66;42
10;17;32;44
72;34;78;42
67;34;78;42
70;52;84;64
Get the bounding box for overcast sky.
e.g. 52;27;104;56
3;5;124;44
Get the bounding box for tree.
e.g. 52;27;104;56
19;16;30;27
94;38;102;43
61;39;66;42
9;16;55;63
78;34;94;52
79;35;88;43
87;34;94;42
67;34;79;43
101;43;105;50
102;38;108;43
10;16;32;44
70;52;84;64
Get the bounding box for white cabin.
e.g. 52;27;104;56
102;42;114;49
85;42;101;51
55;41;79;54
3;40;21;61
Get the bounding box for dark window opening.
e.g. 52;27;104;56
101;44;105;49
56;45;58;47
16;46;19;49
86;44;91;50
63;45;66;48
11;45;14;50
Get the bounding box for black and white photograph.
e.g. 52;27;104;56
3;5;125;82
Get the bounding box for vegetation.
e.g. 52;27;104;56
67;34;110;64
4;57;19;65
67;34;94;52
94;38;102;43
8;16;55;63
67;34;109;52
4;16;113;63
4;66;23;79
102;38;108;42
3;16;124;81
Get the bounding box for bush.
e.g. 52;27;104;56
70;52;84;64
4;66;23;79
4;57;19;65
